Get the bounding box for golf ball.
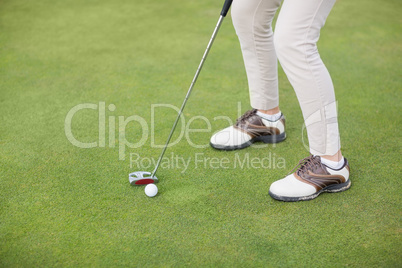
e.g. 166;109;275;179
144;184;158;197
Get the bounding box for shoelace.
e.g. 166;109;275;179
289;154;322;176
235;109;257;126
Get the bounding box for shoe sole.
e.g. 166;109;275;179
210;132;286;151
268;179;352;202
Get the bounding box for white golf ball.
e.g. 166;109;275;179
144;184;158;197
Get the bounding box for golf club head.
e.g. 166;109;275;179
129;171;158;186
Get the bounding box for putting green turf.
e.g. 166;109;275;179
0;0;401;266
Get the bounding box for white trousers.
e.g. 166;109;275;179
232;0;340;156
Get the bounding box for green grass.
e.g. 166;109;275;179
0;0;401;266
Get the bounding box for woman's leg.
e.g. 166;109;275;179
231;0;282;110
269;0;350;202
274;0;340;157
209;0;286;151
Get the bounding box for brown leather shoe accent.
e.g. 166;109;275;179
233;109;282;138
295;172;346;191
291;155;347;191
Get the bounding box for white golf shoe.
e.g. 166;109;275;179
210;109;286;150
269;155;351;202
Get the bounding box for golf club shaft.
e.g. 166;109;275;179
151;0;233;178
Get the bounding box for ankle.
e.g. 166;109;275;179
257;111;281;122
320;156;345;170
321;150;343;162
258;106;280;115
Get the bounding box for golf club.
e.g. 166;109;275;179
129;0;233;186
